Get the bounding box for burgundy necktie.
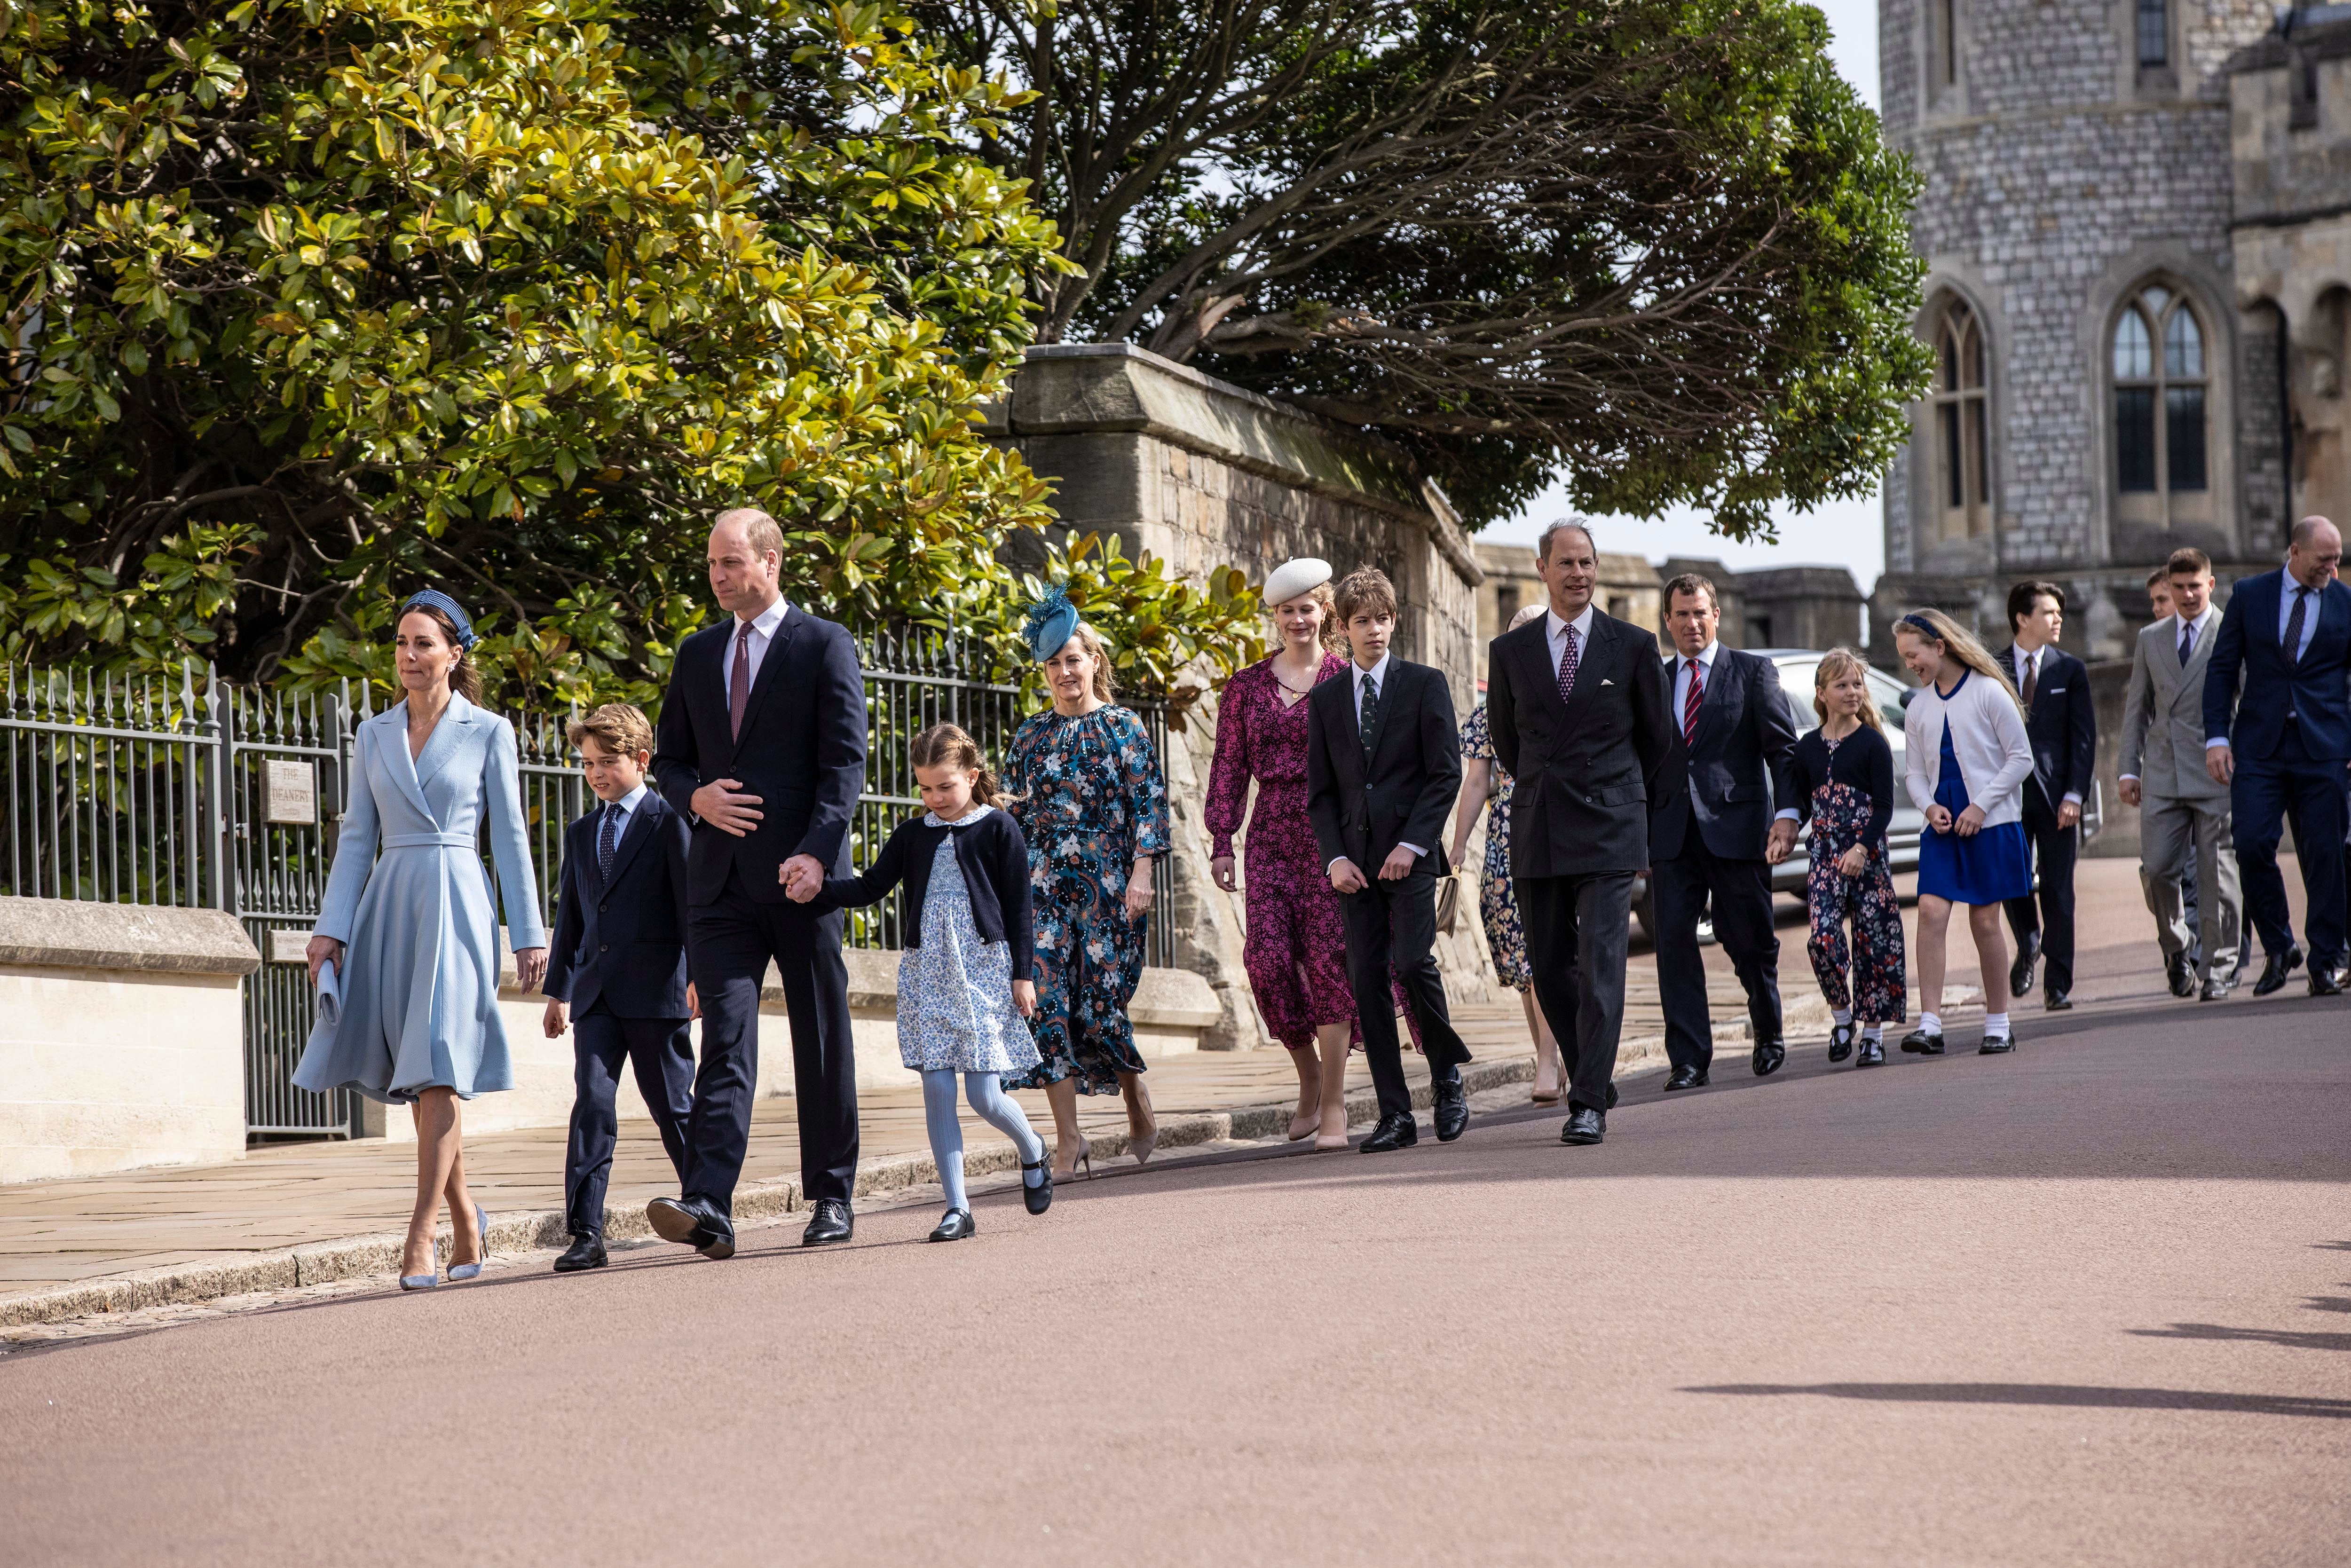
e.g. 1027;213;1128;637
1682;659;1704;745
1556;626;1580;703
2020;650;2035;706
729;622;751;741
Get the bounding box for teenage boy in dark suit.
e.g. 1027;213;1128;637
1306;566;1476;1152
543;703;697;1272
2001;581;2097;1009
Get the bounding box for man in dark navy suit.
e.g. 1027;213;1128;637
542;703;695;1273
2203;516;2351;997
2001;581;2097;1010
649;508;869;1257
1646;572;1800;1087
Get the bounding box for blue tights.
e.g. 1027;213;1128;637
920;1070;1046;1213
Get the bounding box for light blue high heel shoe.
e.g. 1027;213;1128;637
447;1205;489;1282
399;1236;439;1292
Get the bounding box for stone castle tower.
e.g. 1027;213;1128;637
1871;0;2287;659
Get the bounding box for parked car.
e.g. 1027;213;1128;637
1629;648;2099;940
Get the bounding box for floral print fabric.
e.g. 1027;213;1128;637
1804;773;1907;1024
895;807;1043;1076
1459;703;1531;992
1002;705;1172;1095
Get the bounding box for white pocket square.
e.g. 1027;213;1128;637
1601;678;1616;686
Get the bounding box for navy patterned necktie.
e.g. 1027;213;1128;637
598;802;622;882
1358;672;1380;757
2284;586;2310;666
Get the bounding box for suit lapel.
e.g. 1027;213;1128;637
727;606;803;763
412;693;473;796
574;811;607;898
377;709;434;821
1688;649;1735;750
1364;662;1407;776
603;794;659;890
1560;615;1619;722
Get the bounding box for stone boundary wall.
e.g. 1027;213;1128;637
989;344;1503;1048
0;898;260;1184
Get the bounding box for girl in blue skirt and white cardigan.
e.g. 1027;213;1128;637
1893;609;2036;1056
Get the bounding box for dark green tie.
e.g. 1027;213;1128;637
1359;673;1380;757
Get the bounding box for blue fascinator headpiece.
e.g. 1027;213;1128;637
398;589;479;650
1021;585;1081;663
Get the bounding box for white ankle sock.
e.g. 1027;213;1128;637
1984;1011;2010;1036
1861;1024;1883;1042
1920;1012;1943;1037
1832;1008;1853;1028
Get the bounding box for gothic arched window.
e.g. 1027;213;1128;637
2113;284;2211;526
1931;298;1991;540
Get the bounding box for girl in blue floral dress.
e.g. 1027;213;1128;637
1003;600;1173;1177
1790;650;1907;1068
806;725;1054;1242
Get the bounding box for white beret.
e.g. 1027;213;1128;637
1262;557;1333;607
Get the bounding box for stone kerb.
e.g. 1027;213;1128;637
0;897;259;1184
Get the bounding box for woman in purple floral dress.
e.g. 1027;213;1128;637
1003;603;1173;1175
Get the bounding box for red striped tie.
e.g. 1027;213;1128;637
1682;659;1704;745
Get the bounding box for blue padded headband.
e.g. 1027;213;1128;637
397;589;478;650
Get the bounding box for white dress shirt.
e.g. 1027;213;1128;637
1546;602;1596;678
1330;650;1425;871
2122;607;2213;785
1669;638;1720;727
596;781;649;835
720;596;789;708
2011;640;2082;804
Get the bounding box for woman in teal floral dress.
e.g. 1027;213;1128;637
1004;597;1172;1176
1447;605;1563;1101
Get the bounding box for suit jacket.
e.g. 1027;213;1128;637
2120;614;2226;802
654;603;868;904
2201;567;2351;763
543;792;692;1019
1305;658;1461;875
1648;646;1799;863
1486;608;1675;879
2003;644;2096;812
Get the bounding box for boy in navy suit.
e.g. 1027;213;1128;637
543;704;697;1271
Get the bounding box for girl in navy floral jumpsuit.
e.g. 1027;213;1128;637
1791;651;1907;1067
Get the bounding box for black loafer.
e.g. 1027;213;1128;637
2043;989;2072;1012
1432;1077;1469;1143
1827;1024;1854;1064
1751;1040;1786;1077
2165;953;2194;998
1358;1112;1419;1152
2253;944;2304;997
1664;1064;1708;1091
801;1199;854;1246
2010;933;2040;999
1561;1107;1605;1145
926;1209;976;1242
553;1235;607;1272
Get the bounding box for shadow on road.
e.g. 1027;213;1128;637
1680;1382;2351;1419
2130;1323;2351;1352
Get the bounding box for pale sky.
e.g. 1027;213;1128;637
1483;0;1889;590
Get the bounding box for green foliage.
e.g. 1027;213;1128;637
0;0;1091;702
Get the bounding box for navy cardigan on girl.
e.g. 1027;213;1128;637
812;806;1034;979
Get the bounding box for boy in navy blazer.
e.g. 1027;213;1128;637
543;703;697;1271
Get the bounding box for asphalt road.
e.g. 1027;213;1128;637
5;875;2349;1567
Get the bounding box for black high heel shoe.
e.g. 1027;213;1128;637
1021;1152;1054;1215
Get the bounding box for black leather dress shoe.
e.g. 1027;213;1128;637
2312;966;2344;997
553;1235;607;1272
1432;1076;1469;1142
1358;1112;1419;1152
2165;953;2194;998
2043;989;2072;1011
1751;1040;1785;1077
647;1196;734;1259
800;1198;853;1246
1561;1107;1605;1145
2200;975;2232;1001
1898;1029;1944;1055
1664;1064;1708;1091
2010;932;2040;1000
2253;944;2304;997
926;1209;976;1242
1978;1033;2014;1055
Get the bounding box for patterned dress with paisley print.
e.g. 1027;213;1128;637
1002;705;1173;1095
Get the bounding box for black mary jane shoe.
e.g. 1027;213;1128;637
1977;1034;2015;1055
927;1209;977;1243
1021;1154;1054;1216
1898;1029;1944;1055
1827;1024;1854;1064
1855;1039;1885;1067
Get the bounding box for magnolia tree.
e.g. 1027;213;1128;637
0;0;1262;704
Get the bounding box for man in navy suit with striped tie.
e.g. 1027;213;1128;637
2203;516;2351;997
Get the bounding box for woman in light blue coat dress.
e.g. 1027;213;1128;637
298;592;549;1290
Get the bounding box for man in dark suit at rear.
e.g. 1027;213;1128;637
648;507;869;1258
2001;581;2098;1010
1647;571;1801;1089
1487;520;1676;1146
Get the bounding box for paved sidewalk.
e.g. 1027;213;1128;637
1;952;1820;1325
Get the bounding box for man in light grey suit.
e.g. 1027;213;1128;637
2120;546;2241;999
